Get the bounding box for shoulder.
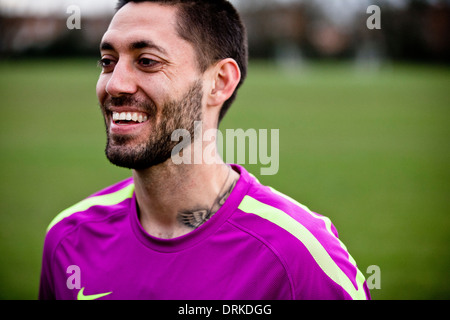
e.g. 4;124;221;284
44;177;135;242
239;182;342;253
231;169;369;299
233;168;337;247
39;177;135;299
234;180;340;266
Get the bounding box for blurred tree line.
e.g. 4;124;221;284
0;0;448;63
242;0;449;64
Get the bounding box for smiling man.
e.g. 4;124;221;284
39;0;370;300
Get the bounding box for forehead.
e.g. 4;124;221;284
101;2;186;54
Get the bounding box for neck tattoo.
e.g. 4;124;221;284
178;165;235;229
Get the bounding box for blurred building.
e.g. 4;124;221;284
0;15;111;57
240;0;450;64
0;0;449;63
0;0;114;57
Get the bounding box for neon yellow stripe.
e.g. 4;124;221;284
238;195;367;300
77;287;112;300
267;187;367;298
47;183;135;232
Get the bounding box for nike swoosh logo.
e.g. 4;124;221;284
77;287;112;300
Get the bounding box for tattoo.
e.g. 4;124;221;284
178;179;237;229
217;180;236;207
178;209;212;229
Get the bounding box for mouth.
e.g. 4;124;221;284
112;111;149;126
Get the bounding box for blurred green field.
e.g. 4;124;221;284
0;58;449;300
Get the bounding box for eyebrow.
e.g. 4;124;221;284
100;40;168;56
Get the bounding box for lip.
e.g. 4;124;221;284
112;111;148;123
107;106;149;114
109;117;148;135
107;107;150;135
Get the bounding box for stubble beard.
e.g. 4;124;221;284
102;80;203;170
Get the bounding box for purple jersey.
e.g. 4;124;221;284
39;164;370;300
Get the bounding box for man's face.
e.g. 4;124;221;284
96;2;204;169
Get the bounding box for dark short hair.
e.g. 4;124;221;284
116;0;248;123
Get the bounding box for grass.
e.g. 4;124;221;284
0;58;449;299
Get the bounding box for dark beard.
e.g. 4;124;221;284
102;80;203;170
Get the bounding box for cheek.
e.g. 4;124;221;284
138;78;173;110
96;76;108;104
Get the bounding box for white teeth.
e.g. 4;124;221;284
112;112;148;123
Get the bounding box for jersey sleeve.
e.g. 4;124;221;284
237;192;371;300
288;215;371;300
39;228;57;300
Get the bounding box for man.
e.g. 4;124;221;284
39;0;371;300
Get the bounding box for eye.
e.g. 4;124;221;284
98;58;116;72
138;58;159;68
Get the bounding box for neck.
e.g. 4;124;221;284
132;158;239;239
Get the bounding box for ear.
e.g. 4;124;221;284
206;58;241;108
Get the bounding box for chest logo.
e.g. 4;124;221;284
77;287;112;300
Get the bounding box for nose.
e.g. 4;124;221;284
105;60;138;97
